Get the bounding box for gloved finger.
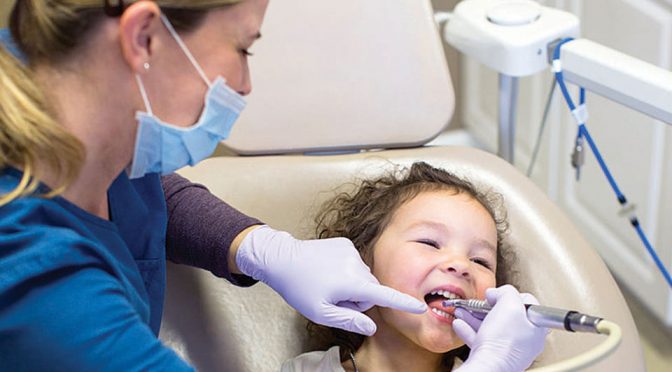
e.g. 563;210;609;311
520;293;539;305
520;292;540;305
454;308;483;331
336;300;373;312
485;284;521;306
351;282;427;314
518;293;550;334
452;319;477;348
319;306;377;336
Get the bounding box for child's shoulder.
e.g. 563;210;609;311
281;346;346;372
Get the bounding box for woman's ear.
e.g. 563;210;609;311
118;1;162;74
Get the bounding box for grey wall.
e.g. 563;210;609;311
431;0;462;128
0;1;13;28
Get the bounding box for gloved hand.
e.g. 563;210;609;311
236;225;427;336
453;285;548;372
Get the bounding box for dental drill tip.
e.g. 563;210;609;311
442;299;461;307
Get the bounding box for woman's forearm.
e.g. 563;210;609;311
161;173;261;286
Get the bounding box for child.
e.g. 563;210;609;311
282;162;546;372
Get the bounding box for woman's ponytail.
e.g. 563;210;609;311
0;44;84;206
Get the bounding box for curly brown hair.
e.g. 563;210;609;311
305;161;516;370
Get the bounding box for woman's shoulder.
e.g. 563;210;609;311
0;191;115;293
0;188;93;244
1;169;73;229
281;346;346;372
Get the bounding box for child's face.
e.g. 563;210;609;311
369;189;497;353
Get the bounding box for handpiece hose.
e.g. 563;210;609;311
443;299;603;333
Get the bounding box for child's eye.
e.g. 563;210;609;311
416;239;440;249
471;257;493;270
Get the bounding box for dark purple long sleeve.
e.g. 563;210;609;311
161;173;261;286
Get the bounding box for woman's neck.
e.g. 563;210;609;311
33;52;137;219
35;155;114;220
347;322;444;372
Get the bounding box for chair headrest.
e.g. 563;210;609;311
223;0;455;155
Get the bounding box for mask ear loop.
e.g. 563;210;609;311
160;14;213;89
135;74;154;116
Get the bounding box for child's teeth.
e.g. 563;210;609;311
443;292;458;300
431;307;455;319
429;289;461;300
436;290;458;299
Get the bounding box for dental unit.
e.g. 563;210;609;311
442;0;672;291
433;0;672;370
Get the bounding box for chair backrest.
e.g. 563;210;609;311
158;0;643;370
222;0;454;154
161;147;644;371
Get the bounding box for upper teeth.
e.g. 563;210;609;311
430;290;460;300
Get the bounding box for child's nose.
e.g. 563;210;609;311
440;258;471;278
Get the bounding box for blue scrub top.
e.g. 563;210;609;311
0;168;192;370
0;28;24;63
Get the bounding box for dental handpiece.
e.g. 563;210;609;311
443;299;604;333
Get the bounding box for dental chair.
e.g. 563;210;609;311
159;1;644;371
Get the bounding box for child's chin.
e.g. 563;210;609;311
421;337;465;354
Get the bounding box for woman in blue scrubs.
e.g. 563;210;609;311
0;1;427;369
0;1;545;370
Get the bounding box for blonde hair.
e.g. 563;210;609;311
0;46;83;205
0;0;242;206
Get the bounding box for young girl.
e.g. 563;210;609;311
282;162;547;372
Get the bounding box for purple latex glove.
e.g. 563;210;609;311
236;225;427;336
453;285;547;372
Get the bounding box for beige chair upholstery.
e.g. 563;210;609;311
159;0;644;370
161;148;644;371
222;0;454;154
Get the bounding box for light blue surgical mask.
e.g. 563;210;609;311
127;14;246;179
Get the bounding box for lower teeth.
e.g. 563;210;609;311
431;307;454;319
